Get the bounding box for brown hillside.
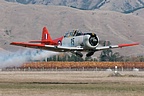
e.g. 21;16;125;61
0;1;144;56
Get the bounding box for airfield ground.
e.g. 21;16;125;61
0;71;144;96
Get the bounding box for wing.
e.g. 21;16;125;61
10;42;83;52
10;42;139;52
95;42;139;51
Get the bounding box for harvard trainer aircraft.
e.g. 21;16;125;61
11;27;139;57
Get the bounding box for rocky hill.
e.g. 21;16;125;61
0;0;144;56
5;0;144;13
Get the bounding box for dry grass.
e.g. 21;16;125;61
22;62;144;68
0;71;144;96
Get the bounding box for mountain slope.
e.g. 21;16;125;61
100;0;144;13
5;0;144;13
133;8;144;18
0;0;144;56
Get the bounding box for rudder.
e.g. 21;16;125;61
42;27;52;41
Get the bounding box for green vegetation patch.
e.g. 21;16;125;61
0;82;144;92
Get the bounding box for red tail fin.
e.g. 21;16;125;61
42;27;52;41
29;27;58;45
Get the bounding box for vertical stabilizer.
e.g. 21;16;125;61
42;27;52;41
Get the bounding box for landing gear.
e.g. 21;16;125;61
86;51;95;57
72;51;83;57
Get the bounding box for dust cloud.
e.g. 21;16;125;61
0;49;58;68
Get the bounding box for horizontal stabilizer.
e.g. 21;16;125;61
10;42;45;47
29;40;42;43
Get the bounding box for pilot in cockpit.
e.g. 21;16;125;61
73;30;77;36
64;30;83;38
73;30;83;36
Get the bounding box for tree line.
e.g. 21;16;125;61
47;52;144;62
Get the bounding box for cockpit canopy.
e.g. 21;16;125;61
64;30;83;37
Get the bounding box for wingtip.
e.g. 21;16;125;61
10;42;20;45
10;42;15;45
118;42;139;48
134;42;140;45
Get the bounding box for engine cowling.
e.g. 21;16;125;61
83;33;99;49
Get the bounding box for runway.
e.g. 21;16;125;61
0;71;144;96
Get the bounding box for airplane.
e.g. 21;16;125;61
10;27;139;57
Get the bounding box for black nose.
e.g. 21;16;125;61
89;36;98;46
